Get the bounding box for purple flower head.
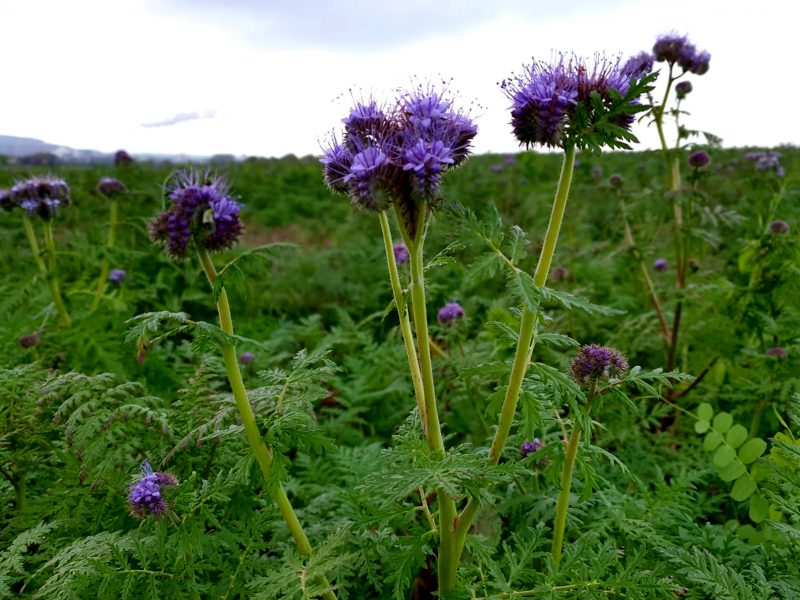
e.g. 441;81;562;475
675;80;693;99
653;33;688;64
520;438;543;457
747;151;782;174
393;242;409;265
148;170;243;259
239;351;256;364
551;266;571;281
11;176;70;220
114;149;134;167
437;301;465;324
322;84;476;219
688;151;710;169
569;344;629;387
654;258;668;271
622;52;654;78
776;166;785;177
19;331;41;349
766;347;787;359
108;268;126;284
127;461;178;518
609;173;624;188
97;177;128;197
769;220;790;235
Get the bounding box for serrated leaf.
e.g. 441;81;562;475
749;494;770;522
694;420;710;434
712;412;733;433
718;460;746;482
725;424;748;449
731;475;757;501
713;444;737;468
696;402;713;421
703;431;723;451
738;438;767;464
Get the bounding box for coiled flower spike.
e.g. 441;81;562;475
11;175;70;220
128;461;178;517
569;344;628;387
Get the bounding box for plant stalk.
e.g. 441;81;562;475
41;221;71;327
91;198;118;312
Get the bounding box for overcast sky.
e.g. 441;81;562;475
1;0;795;157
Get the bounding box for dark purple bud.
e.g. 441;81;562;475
551;266;571;281
19;332;41;348
97;177;128;197
766;347;787;359
654;258;668;271
609;173;624;188
238;351;255;364
687;258;700;272
437;301;465;324
114;150;134;167
675;81;692;99
569;344;629;387
108;268;126;284
393;243;409;265
769;220;790;235
688;151;710;169
520;438;543;457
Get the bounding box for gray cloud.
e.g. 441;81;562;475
141;109;217;128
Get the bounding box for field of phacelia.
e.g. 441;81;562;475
1;35;799;599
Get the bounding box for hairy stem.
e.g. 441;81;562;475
91;198;118;312
197;249;336;600
379;211;427;433
41;221;71;327
454;145;576;564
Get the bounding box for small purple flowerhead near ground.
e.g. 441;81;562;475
11;175;70;220
437;301;465;324
653;258;668;271
97;177;128;197
551;266;571;281
766;347;787;359
393;243;409;265
108;268;126;284
239;351;256;364
114;149;134;167
569;344;628;387
769;220;790;235
149;170;244;259
609;173;624;188
520;438;543;457
19;331;41;349
688;151;710;169
128;461;177;518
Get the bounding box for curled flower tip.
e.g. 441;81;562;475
393;243;409;265
97;177;128;197
622;52;654;78
688;151;710;169
149;169;243;259
569;344;629;387
520;438;543;457
769;220;790;235
437;301;465;324
11;175;71;220
675;81;692;99
238;351;255;364
653;258;668;271
108;268;126;283
19;331;41;349
766;347;787;359
653;33;688;64
114;149;134;167
551;266;571;281
128;460;178;518
609;173;624;188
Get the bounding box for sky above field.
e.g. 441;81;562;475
1;0;795;157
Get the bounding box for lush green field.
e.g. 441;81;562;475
1;145;799;598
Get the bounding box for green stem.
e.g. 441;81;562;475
22;215;46;273
90;199;118;312
551;425;581;566
453;145;576;565
197;250;336;600
41;221;71;327
378;211;427;434
654;65;675;186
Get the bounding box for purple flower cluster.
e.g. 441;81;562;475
520;438;543;457
569;344;628;387
437;301;465;324
393;242;409;265
239;351;256;364
766;347;787;359
97;177;128;197
746;151;783;176
114;149;134;167
149;170;243;259
609;173;624;188
19;331;41;348
321;86;477;218
653;34;710;75
128;461;177;517
769;220;790;235
8;176;70;220
501;54;645;149
688;151;710;169
653;258;668;271
622;52;654;78
108;268;126;283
